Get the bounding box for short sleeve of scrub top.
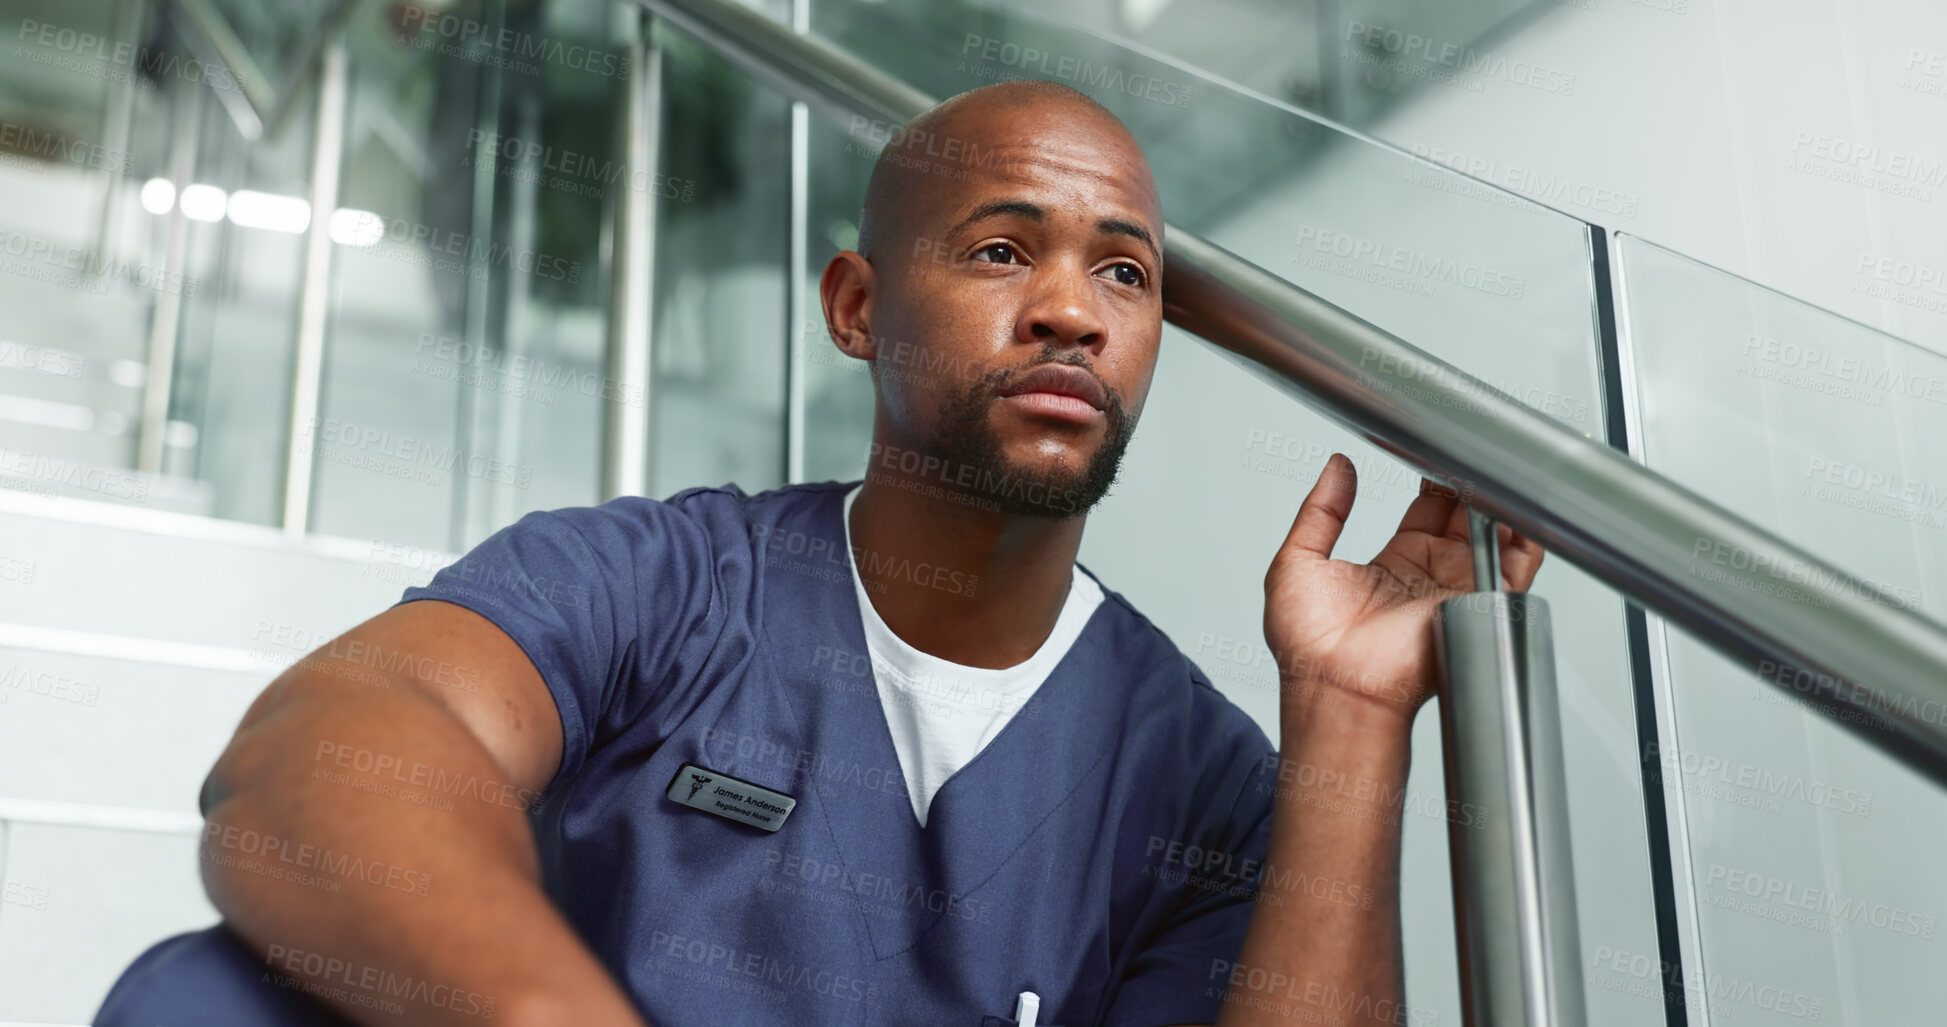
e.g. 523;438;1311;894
1104;746;1278;1026
393;494;724;784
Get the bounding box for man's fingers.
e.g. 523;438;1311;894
1279;452;1358;563
1396;474;1464;539
1498;522;1546;591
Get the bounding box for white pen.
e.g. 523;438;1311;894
1013;991;1040;1027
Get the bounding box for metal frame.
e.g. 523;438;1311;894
279;35;349;536
1605;226;1714;1027
1589;222;1691;1027
447;2;509;548
89;0;144;276
601;10;663;501
135;85;201;476
784;0;811;484
1436;585;1583;1027
170;0;365;141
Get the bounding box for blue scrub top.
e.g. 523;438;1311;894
397;481;1277;1027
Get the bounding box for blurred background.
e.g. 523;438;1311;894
0;0;1942;1023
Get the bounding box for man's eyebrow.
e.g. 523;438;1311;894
947;199;1044;238
948;199;1160;263
1099;218;1159;263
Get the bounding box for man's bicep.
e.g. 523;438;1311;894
332;598;565;794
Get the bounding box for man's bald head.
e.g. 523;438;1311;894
855;81;1152;264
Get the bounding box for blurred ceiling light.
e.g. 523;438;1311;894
1121;0;1172;31
178;184;227;222
139;178;176;216
328;208;384;247
227;190;311;233
138;184;386;247
109;359;147;388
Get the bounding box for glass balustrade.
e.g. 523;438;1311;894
1613;233;1947;1025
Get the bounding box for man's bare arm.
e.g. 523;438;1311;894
1212;691;1414;1027
1212;455;1543;1027
199;599;647;1027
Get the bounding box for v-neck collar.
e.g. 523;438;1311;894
756;483;1119;959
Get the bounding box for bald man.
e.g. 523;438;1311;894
98;81;1541;1027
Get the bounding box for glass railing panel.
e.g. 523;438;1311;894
0;0;209;511
1614;232;1947;1026
198;0;334;87
306;1;631;549
798;104;874;483
1017;0;1553;132
167;56;315;527
801;2;1662;1023
647;23;791;500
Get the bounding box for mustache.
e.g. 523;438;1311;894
980;350;1121;412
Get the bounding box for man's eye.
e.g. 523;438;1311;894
1104;263;1145;287
972;243;1021;265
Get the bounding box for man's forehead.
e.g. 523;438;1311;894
859;85;1164;260
921;136;1162;235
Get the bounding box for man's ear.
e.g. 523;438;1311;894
819;250;878;362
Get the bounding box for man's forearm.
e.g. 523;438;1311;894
201;669;645;1027
1216;686;1415;1027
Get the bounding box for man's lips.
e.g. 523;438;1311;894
1001;392;1102;422
997;364;1108;410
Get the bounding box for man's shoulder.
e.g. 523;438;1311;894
539;480;851;548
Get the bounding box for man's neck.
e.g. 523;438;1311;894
848;473;1084;670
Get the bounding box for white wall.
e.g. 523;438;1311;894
1354;0;1947;356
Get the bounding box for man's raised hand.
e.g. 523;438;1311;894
1262;453;1544;722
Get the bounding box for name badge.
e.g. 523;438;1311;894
665;762;797;832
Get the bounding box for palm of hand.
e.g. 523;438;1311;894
1263;455;1543;718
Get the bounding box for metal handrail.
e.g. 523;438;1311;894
632;0;1947;789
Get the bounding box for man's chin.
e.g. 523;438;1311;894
935;454;1108;520
922;392;1133;519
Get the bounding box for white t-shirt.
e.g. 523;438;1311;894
842;484;1104;827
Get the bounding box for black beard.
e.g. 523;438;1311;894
920;351;1136;519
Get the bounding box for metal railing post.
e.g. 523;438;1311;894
1436;511;1585;1027
135;82;201;476
90;0;143;277
280;34;348;535
601;9;662;502
783;0;811;484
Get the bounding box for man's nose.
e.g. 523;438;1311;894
1015;270;1108;350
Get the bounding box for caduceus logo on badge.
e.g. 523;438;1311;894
686;773;712;801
